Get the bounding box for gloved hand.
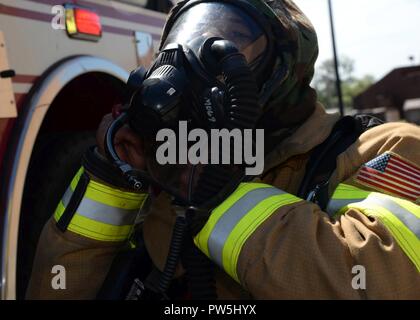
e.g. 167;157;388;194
52;113;150;239
95;113;245;226
96;113;146;171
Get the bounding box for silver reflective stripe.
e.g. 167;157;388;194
207;187;284;268
62;187;139;226
326;198;366;217
361;195;420;238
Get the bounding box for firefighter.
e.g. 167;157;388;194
27;0;420;300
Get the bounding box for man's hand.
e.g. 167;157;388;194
96;113;146;170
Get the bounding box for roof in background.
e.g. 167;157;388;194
354;65;420;110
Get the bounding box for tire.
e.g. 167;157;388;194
17;132;96;299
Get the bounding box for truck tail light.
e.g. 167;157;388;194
65;5;102;41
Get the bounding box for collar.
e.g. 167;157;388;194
264;103;341;173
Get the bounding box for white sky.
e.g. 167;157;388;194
293;0;420;80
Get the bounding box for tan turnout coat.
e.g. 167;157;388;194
27;104;420;299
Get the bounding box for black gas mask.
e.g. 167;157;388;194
105;1;276;209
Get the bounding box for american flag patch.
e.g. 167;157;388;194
356;152;420;203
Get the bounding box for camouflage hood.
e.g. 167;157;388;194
159;0;319;132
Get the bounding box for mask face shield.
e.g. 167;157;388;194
107;1;267;208
162;2;270;80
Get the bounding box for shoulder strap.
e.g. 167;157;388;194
297;114;384;210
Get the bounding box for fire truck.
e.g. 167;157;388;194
0;0;171;299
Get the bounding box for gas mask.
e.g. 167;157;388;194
105;1;277;209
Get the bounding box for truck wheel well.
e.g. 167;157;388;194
17;72;127;299
1;55;130;299
38;72;127;134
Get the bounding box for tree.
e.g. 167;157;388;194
313;56;375;110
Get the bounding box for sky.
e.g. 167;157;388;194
293;0;420;80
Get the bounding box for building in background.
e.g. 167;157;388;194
354;66;420;124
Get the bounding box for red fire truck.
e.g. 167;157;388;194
0;0;171;299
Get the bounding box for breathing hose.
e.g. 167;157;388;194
182;230;217;300
214;40;261;130
156;213;187;295
104;112;143;190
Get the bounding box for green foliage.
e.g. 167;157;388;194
313;56;375;110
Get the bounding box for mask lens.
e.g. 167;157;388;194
163;2;268;69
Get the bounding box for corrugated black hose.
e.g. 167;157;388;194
179;43;260;300
156;214;187;296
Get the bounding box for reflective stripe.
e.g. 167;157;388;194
348;194;420;271
70;167;143;210
327;184;371;217
195;183;274;258
331;184;371;199
327;183;420;272
326;198;365;217
207;187;284;269
54;201;134;242
54;167;148;242
194;183;302;282
62;187;140;226
360;195;420;238
223;193;301;282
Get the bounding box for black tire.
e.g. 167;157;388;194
17;132;96;299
